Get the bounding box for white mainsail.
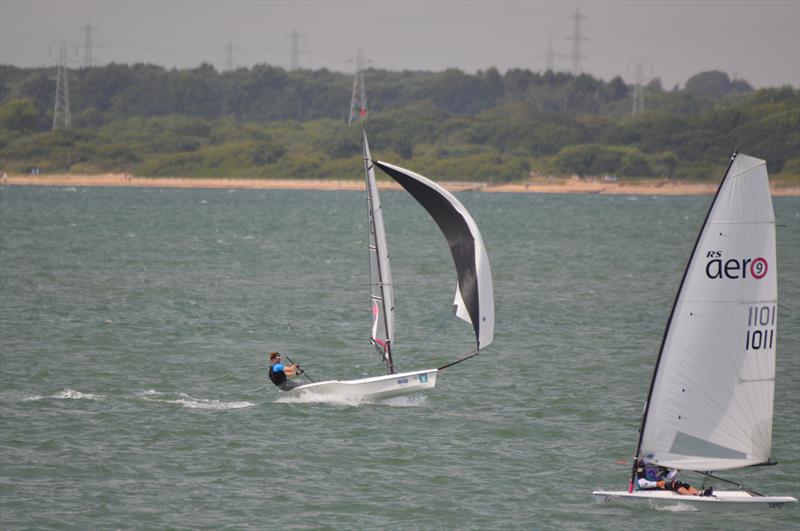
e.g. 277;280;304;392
373;160;494;351
363;130;395;372
639;153;777;471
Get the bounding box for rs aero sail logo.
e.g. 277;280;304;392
705;251;768;280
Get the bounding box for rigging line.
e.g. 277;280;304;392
437;348;479;371
284;355;314;382
418;311;454;348
696;470;766;497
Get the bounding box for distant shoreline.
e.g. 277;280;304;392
3;173;799;196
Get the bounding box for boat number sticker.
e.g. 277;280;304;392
745;304;776;351
418;374;428;384
750;257;768;279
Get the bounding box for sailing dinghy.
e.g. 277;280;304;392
284;131;494;401
593;153;797;511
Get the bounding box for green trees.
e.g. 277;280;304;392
0;98;39;134
0;62;796;180
685;71;753;99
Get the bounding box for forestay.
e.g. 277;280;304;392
639;154;777;471
363;131;395;372
373;161;494;351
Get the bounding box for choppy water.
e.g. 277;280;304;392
0;185;798;530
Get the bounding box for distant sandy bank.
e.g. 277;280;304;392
3;173;798;196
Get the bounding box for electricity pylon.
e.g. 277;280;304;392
567;8;588;76
348;47;368;125
53;40;71;130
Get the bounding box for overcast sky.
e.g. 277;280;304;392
1;0;798;89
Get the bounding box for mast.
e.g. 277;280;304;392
363;129;395;373
629;151;739;488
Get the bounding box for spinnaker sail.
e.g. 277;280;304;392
373;161;494;351
282;131;495;402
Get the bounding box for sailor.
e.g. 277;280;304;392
268;352;303;391
636;458;712;496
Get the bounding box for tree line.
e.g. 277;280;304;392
0;63;797;181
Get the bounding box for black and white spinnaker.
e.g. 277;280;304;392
283;130;494;402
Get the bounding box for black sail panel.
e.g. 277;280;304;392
373;160;481;345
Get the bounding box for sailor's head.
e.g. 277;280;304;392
269;351;281;361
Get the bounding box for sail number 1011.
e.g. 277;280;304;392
745;305;776;351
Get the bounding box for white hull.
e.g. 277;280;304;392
284;369;438;402
593;490;797;512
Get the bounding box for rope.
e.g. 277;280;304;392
418;311;456;349
437;348;479;371
696;471;764;496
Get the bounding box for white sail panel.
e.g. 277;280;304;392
372;160;494;350
363;131;394;365
640;154;776;471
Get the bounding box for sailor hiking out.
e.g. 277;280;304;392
268;352;304;391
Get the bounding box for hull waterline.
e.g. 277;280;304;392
593;490;797;513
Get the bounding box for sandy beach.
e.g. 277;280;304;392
3;173;798;196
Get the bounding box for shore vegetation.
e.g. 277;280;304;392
1;64;797;185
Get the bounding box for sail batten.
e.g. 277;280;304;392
637;153;777;472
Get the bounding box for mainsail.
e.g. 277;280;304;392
363;131;395;373
637;153;777;472
373;161;495;351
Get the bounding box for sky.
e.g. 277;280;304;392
1;0;798;89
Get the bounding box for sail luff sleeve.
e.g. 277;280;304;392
363;131;395;370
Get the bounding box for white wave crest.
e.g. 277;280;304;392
382;394;427;407
52;389;104;401
276;393;426;408
652;501;699;512
277;393;367;407
140;391;254;410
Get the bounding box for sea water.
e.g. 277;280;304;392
0;185;798;529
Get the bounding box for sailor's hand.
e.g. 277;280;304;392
657;480;665;488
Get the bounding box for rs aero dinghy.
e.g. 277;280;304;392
283;130;494;401
593;153;797;511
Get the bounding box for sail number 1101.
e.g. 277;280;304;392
745;305;776;351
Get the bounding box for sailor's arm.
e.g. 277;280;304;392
637;478;666;489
